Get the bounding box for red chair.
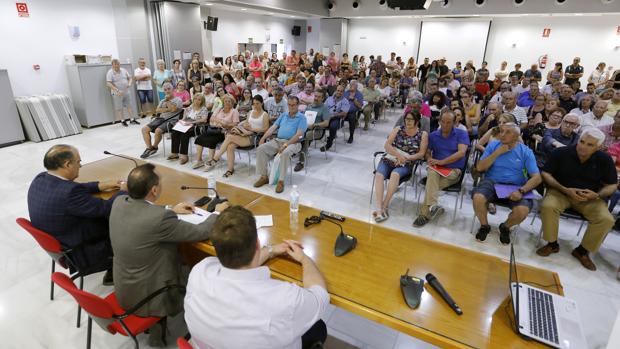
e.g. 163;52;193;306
177;337;194;349
16;217;95;328
52;272;184;349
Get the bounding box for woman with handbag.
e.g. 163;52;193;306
203;95;269;177
192;95;239;169
372;111;428;223
168;93;208;164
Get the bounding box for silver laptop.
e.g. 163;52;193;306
509;244;587;348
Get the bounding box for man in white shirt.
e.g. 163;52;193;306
502;91;528;128
582;100;614;128
134;58;154;117
185;206;329;349
494;61;509;81
252;78;269;101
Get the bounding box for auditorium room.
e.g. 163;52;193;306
3;0;620;348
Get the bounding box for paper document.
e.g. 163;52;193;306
255;215;273;229
178;207;215;225
494;184;539;199
305;110;317;125
172;122;192;133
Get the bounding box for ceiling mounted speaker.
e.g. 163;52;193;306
379;0;387;10
328;1;337;11
601;0;615;4
513;0;526;6
352;0;361;9
440;0;451;8
555;0;567;4
474;0;486;7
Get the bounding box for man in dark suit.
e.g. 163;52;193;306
109;163;228;346
27;144;125;285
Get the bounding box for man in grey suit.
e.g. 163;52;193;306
109;163;227;346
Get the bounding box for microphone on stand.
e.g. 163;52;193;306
180;186;227;212
319;216;357;257
425;273;462;315
103;151;139;167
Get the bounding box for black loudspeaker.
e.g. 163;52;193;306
292;26;301;36
206;16;218;31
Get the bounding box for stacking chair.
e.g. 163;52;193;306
235;133;264;176
16;217;110;328
531;208;588;247
415;147;471;221
52;272;185;349
370;152;422;213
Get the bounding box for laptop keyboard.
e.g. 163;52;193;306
528;288;559;344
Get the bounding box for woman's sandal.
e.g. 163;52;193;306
223;169;234;178
374;210;389;223
203;158;219;171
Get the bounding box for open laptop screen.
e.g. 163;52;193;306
509;244;520;333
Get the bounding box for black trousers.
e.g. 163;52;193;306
327;112;356;145
170;126;195;155
301;319;327;349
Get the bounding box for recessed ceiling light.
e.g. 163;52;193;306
290;15;295;17
575;13;583;16
205;2;213;5
241;8;247;11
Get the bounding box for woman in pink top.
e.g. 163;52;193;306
173;80;191;107
193;95;240;167
249;56;263;79
327;52;339;74
296;83;315;112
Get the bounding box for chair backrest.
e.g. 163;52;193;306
51;272;116;319
177;337;194;349
453;146;472;187
16;217;62;253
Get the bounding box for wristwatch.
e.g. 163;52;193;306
266;244;273;259
518;188;526;194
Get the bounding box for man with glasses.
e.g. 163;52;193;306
490;81;510;104
140;82;182;158
478;101;502;135
321;85;350;152
541;113;581;156
254;96;307;193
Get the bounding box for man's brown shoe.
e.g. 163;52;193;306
571;249;596;271
253;176;269;188
536;243;560;257
275;180;285;193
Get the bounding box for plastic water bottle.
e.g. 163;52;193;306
207;174;216;198
290;185;300;214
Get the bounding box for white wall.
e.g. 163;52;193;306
319;18;347;57
485;15;620;85
207;8;300;58
419;20;490;68
347;18;421;62
0;0;119;97
306;18;321;52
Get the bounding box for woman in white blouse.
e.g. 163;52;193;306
588;62;610;90
168;93;208;164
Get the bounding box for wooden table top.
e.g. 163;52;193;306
80;156;563;349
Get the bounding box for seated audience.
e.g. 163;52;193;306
110;163;227;346
285;74;307;96
264;86;289;122
253;96;307;193
461;90;481;137
188;76;204;99
28;145;125;283
413;110;469;227
321;85;351;152
173;80;191;107
517;81;541;108
373;111;428;223
570;94;594;116
252;78;269;101
582;100;613;128
343;80;363;143
541;113;581;156
522;107;564;150
194;95;240;168
502;91;528;127
537;128;616;271
557;85;577;112
296;82;315;112
361;79;382;129
204;95;270;176
478;101;502;135
476;113;517;153
140;82;182;159
168;93;208;165
185;206;329;349
472;123;542;244
294;89;330;172
606;89;620;118
236;88;253;121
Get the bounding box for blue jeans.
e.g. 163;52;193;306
609;190;620;212
376;159;412;179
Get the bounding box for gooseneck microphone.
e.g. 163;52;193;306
103;151;138;167
316;216;357;257
425;273;462;315
180;185;227;212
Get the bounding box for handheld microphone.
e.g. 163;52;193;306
425;273;462;315
104;151;139;167
319;217;357;257
180;185;227;212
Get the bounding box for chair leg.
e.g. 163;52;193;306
86;317;92;349
470;215;477;235
50;260;55;301
370;178;375;204
402;184;408;214
247;152;252;176
577;221;585;237
77;276;84;328
452;193;458;222
537;225;543;247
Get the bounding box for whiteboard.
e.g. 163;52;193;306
418;20;491;67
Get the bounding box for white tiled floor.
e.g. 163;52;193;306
1;108;619;349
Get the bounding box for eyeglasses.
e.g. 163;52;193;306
563;121;579;127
